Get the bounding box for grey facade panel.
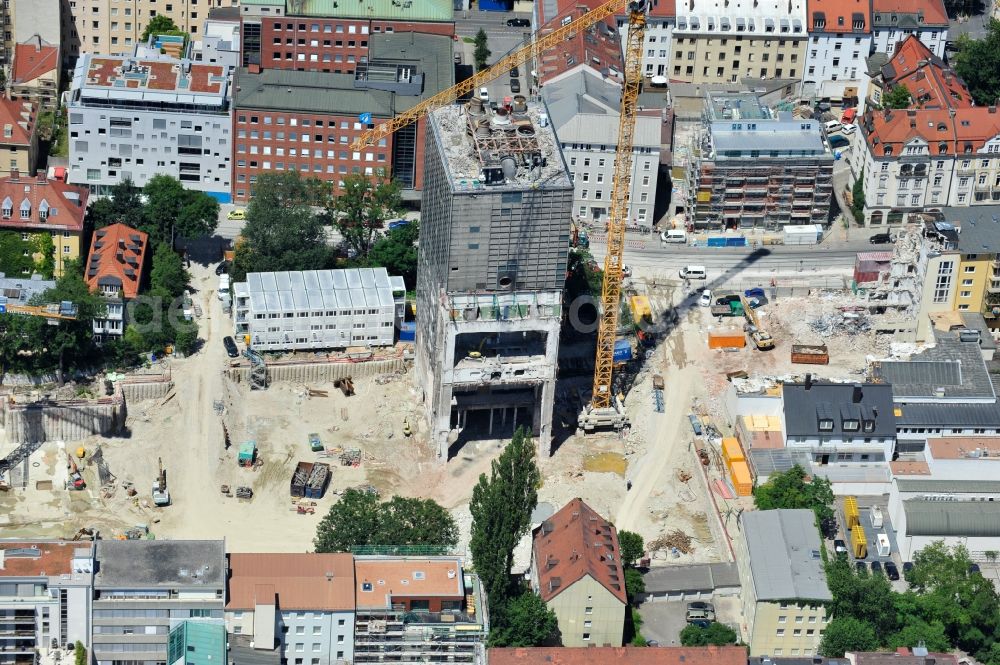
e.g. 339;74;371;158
903;500;1000;537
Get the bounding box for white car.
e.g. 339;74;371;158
841;123;857;134
622;264;633;278
698;289;713;307
479;87;489;102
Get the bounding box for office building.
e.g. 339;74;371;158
541;67;663;227
92;540;226;665
231;31;453;201
10;37;60;110
67;52;233;201
530;499;626;648
802;0;871;103
353;557;487;665
0;170;88;277
167;621;226;665
0;541;95;663
687;91;833;229
739;510;832;657
232;268;405;351
238;0;454;71
870;0;949;59
415;100;571;459
226;553;355;665
85;223;149;342
0;98;38;177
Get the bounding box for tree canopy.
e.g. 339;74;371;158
232;172;335;281
618;530;644;567
487;589;559;648
820;617;879;657
366;221;418;289
752;464;834;522
680;622;738;647
313;489;458;553
851;168;866;224
330;174;402;260
141;15;184;43
473;29;491;71
882;84;913;110
954;20;1000;107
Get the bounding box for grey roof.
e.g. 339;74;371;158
234;32;453;117
712;127;829;156
873;337;994;401
642;562;740;594
893;401;1000;427
0;272;55;304
94;540;225;588
866;52;890;76
741;509;832;602
896;478;1000;493
782;382;896;438
241;268;401;314
938;205;1000;253
961;313;998;351
903;500;1000;537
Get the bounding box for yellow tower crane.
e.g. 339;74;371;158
352;0;648;433
0;300;78;324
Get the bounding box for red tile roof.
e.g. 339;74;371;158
862;106;1000;158
889;460;931;476
532;498;626;604
12;37;58;85
851;649;959;665
871;0;948;27
0;171;87;234
536;0;624;84
85;223;148;299
881;36;969;110
228;553;356;611
0;541;85;577
0;97;36;147
808;0;871;34
490;646;750;665
646;0;676;18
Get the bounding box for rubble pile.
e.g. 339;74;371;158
808;309;872;338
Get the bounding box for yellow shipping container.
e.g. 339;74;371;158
721;437;745;472
844;496;860;529
851;524;867;559
730;460;753;497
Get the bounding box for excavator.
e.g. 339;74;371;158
352;0;649;433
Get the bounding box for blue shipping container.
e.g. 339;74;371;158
706;237;726;247
613;339;632;363
399;321;416;342
478;0;512;10
726;237;747;247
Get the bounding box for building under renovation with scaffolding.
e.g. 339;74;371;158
687;91;833;230
415;98;572;459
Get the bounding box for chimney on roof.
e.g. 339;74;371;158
9;168;18;182
249;63;261;74
852;384;863;403
805;373;813;390
116;251;125;264
36;170;46;183
990;106;997;114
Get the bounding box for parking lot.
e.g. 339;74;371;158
831;495;908;588
638;596;743;646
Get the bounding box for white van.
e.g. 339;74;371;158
218;275;231;302
824;120;842;133
679;265;707;280
661;229;687;243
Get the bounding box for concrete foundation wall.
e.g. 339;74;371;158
120;379;174;402
2;396;126;444
224;357;406;384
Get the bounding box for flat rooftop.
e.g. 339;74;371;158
872;337;994;401
295;0;453;21
0;541;90;578
742;509;832;602
354;556;465;607
83;56;227;95
238;268;404;313
706;91;771;121
94;540;225;588
228;553;355;611
430;101;572;193
927;436;1000;460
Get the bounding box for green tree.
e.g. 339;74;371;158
624;567;645;604
142;175;219;247
469;426;540;614
141;15;180;41
314;489;457;553
752;464;834;523
882;84;913;109
233;172;335;281
851;168;866;225
74;641;86;665
819;617;879;657
954;20;1000;107
679;622;738;646
886;620;951;653
149;244;189;301
366;221;418;289
32;233;55;278
825;556;897;635
618;530;644;567
331;174;402;260
87;178;145;229
488;589;559;648
473;28;491;70
0;230;43;276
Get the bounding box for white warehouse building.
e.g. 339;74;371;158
233;268;406;352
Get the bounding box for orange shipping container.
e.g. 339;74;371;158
708;331;746;349
721;437;745;473
730;460;753;496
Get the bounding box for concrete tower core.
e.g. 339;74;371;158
416;99;573;460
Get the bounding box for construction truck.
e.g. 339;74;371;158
741;295;774;350
152;458;170;506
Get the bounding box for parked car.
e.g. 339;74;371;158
227;209;246;221
479;87;489;101
969;563;981;574
507;17;530;27
698;289;713;307
387;219;412;231
215;261;229;276
510;66;520;77
903;561;914;574
688;414;703;436
510;78;521;93
828;134;850;149
841;123;857;134
885;561;900;580
686;603;716;623
870;233;893;245
745;287;766;299
223;336;239;358
871;560;884;575
834;539;848;555
855;560;868;574
820;517;838;540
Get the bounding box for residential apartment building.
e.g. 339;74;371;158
0;541;95;663
67;52;233;200
860;36;966;115
491;646;749;665
352;557;487;665
11;37;60;110
541;67;662;227
670;0;807;83
870;0;948;59
0;98;38;176
530;499;627;648
687;91;833;230
416;101;570;458
226;553;355;665
231;31;453;201
84;223;149;341
91;540;226;665
66;0;239;58
739;510;832;657
0;170;88;277
532;0;624;86
802;0;871;103
232;268;406;352
238;0;455;71
2;0;63;69
615;0;676;79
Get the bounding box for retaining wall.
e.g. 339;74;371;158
2;391;126;444
120;378;173;402
224;357;407;385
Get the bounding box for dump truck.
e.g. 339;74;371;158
711;295;744;317
791;344;830;365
